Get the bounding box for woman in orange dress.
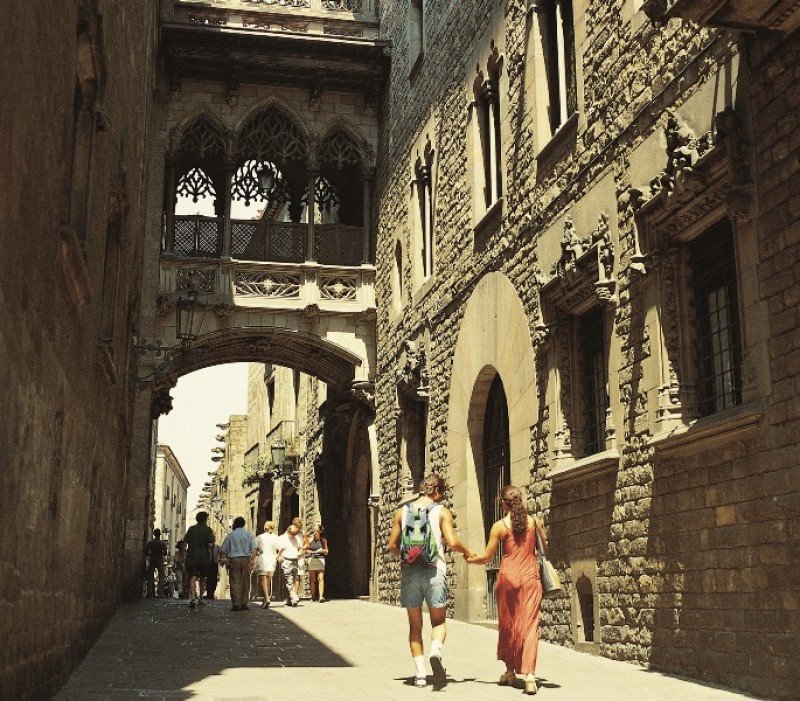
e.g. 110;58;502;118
468;485;548;695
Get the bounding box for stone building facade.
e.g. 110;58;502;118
0;1;158;697
153;444;190;556
372;0;800;698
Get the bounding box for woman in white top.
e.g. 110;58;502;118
255;521;281;608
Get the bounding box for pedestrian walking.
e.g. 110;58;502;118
184;511;216;610
145;528;167;597
277;520;305;607
388;473;475;689
466;485;548;695
255;521;281;608
220;516;258;611
307;525;329;602
206;543;221;599
174;540;188;598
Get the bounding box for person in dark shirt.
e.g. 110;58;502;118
184;511;216;610
145;529;167;597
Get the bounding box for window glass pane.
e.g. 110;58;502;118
689;218;743;416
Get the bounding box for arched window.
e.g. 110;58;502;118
473;42;504;214
174;117;225;215
392;240;404;314
414;138;435;279
482;374;510;620
317;130;365;265
170;117;226;257
234;107;308;221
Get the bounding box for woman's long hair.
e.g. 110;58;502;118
501;485;528;536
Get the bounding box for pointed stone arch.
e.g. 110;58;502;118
155;327;361;393
168;110;231;159
316;116;375;167
232;97;312;151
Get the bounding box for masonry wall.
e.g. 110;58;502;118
0;1;157;697
373;0;800;697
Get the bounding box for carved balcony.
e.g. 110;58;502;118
643;0;800;33
159;255;376;314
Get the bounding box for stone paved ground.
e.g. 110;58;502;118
57;599;755;701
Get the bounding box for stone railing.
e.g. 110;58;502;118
159;257;376;312
174;0;380;36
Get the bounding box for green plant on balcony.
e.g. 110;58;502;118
242;455;272;487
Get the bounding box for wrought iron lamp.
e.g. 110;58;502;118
133;290;204;386
268;439;299;488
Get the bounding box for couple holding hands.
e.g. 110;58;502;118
389;473;548;695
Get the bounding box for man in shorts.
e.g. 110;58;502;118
277;519;306;607
184;511;215;610
388;473;474;688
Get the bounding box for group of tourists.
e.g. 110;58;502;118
145;471;550;693
144;512;330;610
389;473;549;695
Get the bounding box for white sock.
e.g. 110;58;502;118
413;655;426;677
430;640;443;659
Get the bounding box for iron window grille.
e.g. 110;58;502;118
689;218;743;416
579;307;608;457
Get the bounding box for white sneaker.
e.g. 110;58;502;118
414;676;427;688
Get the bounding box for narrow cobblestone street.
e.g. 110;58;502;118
57;599;753;700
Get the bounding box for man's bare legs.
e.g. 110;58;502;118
406;607;447;686
406;607;424;657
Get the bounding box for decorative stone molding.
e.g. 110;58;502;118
151;389;175;420
643;0;800;33
303;302;321;321
541;211;617;313
234;271;301;298
396;339;429;403
156;294;174;318
358;307;378;324
177;268;215;293
628;109;751;259
213;303;235;318
320;274;358;301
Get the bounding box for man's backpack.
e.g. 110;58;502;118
400;503;439;566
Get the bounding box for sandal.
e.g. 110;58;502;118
498;671;516;686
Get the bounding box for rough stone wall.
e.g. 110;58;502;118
374;0;799;697
0;1;157;697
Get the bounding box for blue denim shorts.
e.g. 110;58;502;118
400;565;448;609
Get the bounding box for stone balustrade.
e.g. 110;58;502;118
159;257;376;313
173;0;380;38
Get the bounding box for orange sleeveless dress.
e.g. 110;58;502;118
496;525;542;675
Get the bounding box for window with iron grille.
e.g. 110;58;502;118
579;307;607;456
689;218;743;416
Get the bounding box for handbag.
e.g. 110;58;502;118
535;521;562;599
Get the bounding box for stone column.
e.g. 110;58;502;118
306;167;318;262
221;161;235;258
163;157;176;255
361;166;374;264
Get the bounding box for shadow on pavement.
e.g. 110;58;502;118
56;598;351;699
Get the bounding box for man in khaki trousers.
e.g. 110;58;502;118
220;517;258;611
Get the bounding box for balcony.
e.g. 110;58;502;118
174;0;380;37
643;0;800;33
168;216;365;266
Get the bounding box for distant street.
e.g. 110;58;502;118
57;599;753;700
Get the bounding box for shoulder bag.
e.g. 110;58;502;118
534;520;562;599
